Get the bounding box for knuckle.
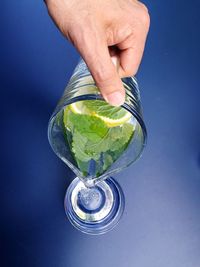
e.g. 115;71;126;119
123;63;138;77
69;25;91;50
138;3;150;28
125;69;135;77
138;2;149;13
94;65;114;85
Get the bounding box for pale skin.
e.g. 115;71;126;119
45;0;150;106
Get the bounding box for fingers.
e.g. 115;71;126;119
121;2;150;77
117;27;147;77
45;0;150;107
73;27;125;106
109;2;150;78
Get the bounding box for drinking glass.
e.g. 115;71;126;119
48;59;147;234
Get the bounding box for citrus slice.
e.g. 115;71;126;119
68;100;132;127
70;101;90;115
95;111;132;127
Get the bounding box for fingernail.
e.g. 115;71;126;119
104;91;125;106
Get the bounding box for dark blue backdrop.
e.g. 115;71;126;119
1;1;200;266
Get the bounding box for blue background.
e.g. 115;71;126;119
1;1;200;266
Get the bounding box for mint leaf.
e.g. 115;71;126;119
85;123;134;154
84;100;127;119
110;123;134;152
67;111;108;142
76;159;90;176
72;130;92;162
102;153;114;171
63;106;135;177
84;123;134;172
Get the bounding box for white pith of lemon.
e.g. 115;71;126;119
69;101;132;127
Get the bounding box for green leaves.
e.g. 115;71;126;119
71;130;92;162
85;123;133;155
67;111;108;141
63;108;134;176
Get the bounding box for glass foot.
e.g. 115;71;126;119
64;177;125;235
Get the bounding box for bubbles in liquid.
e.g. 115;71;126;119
78;188;103;211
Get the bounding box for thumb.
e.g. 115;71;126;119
76;32;125;106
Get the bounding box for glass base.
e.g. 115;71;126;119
64;177;125;235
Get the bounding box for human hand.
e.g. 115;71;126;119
45;0;150;106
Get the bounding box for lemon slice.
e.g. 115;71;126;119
95;112;132;127
68;101;132;127
70;101;90;115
